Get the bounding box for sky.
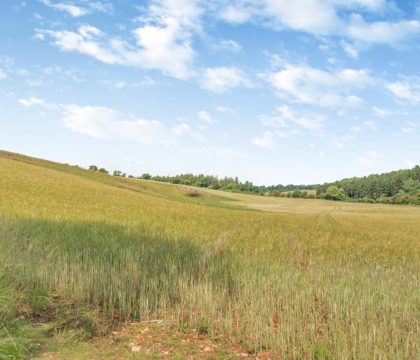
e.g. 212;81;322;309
1;0;419;185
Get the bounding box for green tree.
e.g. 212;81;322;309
325;186;346;201
113;170;124;177
403;179;420;194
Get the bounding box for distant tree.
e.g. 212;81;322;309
403;179;420;194
113;170;125;177
223;182;239;192
325;186;346;201
291;190;302;198
132;165;419;204
98;168;108;174
89;165;98;171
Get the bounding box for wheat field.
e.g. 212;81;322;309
0;150;419;359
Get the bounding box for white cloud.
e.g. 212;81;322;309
197;110;215;123
347;14;420;45
0;69;7;80
363;120;377;130
266;64;375;107
331;0;387;11
40;0;88;17
18;97;58;110
253;106;326;149
17;98;198;144
402;121;417;134
12;1;26;12
219;5;253;24
341;40;360;59
114;81;126;89
18;97;46;106
217;1;420;49
263;0;341;35
260;105;326;133
39;0;202;79
219;0;341;34
358;150;379;165
387;80;420;103
39;26;119;63
218;39;242;53
173;123;198;138
40;0;113;16
40;24;194;79
200;67;249;93
373;106;392;117
88;1;114;14
331;134;354;148
18;65;84;88
62;104;196;145
0;55;14;68
251;131;277;149
215;105;234;113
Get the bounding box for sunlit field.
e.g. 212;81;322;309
1;150;419;359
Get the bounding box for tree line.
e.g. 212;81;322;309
88;165;420;205
315;166;420;204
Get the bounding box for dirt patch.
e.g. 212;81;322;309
186;191;202;197
35;321;281;359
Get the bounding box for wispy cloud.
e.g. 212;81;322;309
401;121;417;134
358;150;379;166
252;106;326;149
260;106;326;133
265;64;375;107
18;97;58;110
0;69;7;80
251;131;277;149
197;110;215;123
347;14;420;45
388;79;420;103
62;104;179;144
373;106;392;117
40;0;113;16
17;98;200;145
200;67;250;93
40;0;88;17
218;39;242;53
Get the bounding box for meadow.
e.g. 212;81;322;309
0;150;419;359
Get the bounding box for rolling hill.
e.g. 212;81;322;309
0;150;419;359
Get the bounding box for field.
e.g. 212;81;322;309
0;150;419;359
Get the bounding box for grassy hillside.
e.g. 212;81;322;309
0;150;419;359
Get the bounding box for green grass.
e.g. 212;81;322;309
0;150;419;359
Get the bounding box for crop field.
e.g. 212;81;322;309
0;150;419;359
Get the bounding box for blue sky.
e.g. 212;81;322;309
1;0;419;184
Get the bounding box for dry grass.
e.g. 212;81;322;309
0;151;419;359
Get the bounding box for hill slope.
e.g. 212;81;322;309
0;150;419;359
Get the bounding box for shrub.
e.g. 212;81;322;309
325;186;345;201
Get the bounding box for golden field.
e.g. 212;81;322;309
0;150;419;359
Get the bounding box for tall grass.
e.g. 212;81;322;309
1;153;419;358
1;218;236;321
